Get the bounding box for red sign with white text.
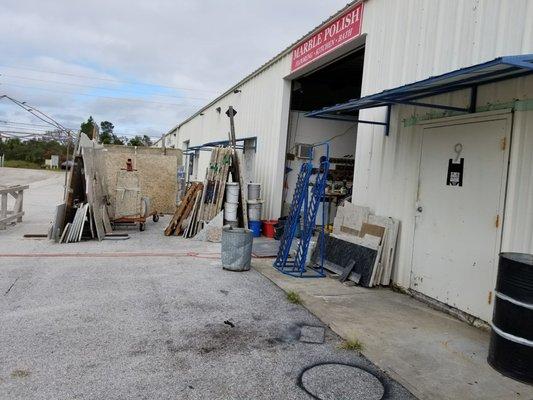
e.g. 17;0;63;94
291;2;364;72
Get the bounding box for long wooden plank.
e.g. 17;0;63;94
183;189;201;238
164;182;199;236
214;148;231;221
191;189;203;237
205;147;220;221
164;183;194;235
0;212;24;227
175;183;203;236
0;185;29;195
214;147;231;221
201;150;215;222
182;190;196;237
195;175;208;234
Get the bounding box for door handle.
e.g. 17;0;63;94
417;206;423;212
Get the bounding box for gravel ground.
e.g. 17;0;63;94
0;168;415;400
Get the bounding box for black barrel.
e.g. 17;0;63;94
488;252;533;384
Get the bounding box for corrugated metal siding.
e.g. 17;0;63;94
167;0;533;288
502;108;533;253
174;56;292;218
353;0;533;287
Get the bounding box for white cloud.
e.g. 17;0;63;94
0;0;351;138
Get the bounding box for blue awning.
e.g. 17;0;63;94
305;54;533;132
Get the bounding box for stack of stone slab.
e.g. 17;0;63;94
313;202;399;287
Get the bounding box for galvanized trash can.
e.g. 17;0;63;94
221;227;253;271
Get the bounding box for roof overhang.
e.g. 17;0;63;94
184;136;256;155
305;54;533;135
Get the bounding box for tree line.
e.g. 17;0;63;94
81;116;153;147
0;116;154;168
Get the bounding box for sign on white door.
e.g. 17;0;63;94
412;115;510;322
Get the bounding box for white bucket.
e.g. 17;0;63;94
224;202;239;221
248;202;262;221
247;183;261;200
225;183;239;203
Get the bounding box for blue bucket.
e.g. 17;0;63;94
248;220;262;237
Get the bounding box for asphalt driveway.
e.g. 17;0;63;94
0;168;414;399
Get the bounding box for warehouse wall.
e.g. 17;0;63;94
164;0;533;291
172;56;292;219
353;0;533;287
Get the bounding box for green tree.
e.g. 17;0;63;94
99;121;115;144
0;137;68;166
142;135;153;146
127;135;153;147
114;136;125;145
127;135;144;146
98;121;126;145
80;116;96;139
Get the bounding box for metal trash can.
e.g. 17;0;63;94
488;252;533;384
221;227;253;271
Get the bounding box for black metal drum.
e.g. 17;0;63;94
488;253;533;384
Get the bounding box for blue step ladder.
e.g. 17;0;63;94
273;143;330;277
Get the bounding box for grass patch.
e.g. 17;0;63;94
11;369;31;378
3;160;43;169
286;290;303;305
339;338;364;352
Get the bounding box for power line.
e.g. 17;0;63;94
0;129;158;140
0;82;203;107
0;73;212;101
0;127;64;133
0;123;160;139
0;120;76;129
0;96;165;141
0;125;75;134
0;95;71;134
0;64;218;94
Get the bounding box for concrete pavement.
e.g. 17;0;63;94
0;169;414;400
254;261;533;400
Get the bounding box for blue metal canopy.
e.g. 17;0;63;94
184;136;256;155
305;54;533;134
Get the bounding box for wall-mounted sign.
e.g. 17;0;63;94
291;2;364;72
447;158;464;186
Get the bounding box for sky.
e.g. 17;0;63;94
0;0;350;141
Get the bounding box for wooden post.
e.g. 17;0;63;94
228;106;237;149
0;185;28;229
15;189;23;222
226;106;248;228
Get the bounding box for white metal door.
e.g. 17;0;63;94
411;115;510;322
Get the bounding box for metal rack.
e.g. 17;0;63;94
273;142;329;277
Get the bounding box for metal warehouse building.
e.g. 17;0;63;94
162;0;533;323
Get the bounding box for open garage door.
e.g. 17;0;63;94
282;47;365;218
